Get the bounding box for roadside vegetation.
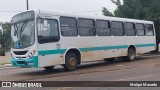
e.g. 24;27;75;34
0;22;11;56
102;0;160;52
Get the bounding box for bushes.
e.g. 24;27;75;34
0;48;5;56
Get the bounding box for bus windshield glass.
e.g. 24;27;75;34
11;20;35;49
11;11;35;49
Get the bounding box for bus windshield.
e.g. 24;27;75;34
11;20;35;49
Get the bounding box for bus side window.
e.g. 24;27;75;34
124;22;136;36
145;24;154;36
96;20;111;36
111;21;124;36
60;17;78;36
78;18;96;36
135;23;145;36
38;18;59;44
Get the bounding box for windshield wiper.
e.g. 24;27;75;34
20;21;27;32
14;24;18;37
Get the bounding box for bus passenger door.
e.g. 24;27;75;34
37;18;63;67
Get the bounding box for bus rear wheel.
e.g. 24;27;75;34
123;48;136;62
44;66;55;71
64;53;78;71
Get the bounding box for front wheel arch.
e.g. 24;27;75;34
64;48;81;65
64;52;78;71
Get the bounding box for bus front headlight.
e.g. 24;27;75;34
27;50;36;59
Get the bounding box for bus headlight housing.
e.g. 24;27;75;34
27;50;36;59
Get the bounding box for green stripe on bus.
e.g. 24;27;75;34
38;49;66;55
135;43;156;47
38;43;155;55
79;45;128;52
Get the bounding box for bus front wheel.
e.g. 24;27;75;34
64;53;78;71
123;48;136;62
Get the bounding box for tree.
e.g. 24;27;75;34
111;0;121;6
113;0;160;20
0;22;11;50
102;7;114;16
0;22;4;48
0;30;3;45
102;0;122;17
102;0;160;52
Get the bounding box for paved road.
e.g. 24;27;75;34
0;54;160;90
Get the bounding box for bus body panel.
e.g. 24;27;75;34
11;9;156;68
11;43;39;68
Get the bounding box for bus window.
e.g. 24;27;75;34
135;23;145;36
111;21;124;36
38;19;59;44
60;17;77;36
78;18;96;36
96;20;111;36
145;24;154;36
124;22;136;36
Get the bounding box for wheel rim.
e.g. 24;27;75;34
68;57;76;67
129;49;135;60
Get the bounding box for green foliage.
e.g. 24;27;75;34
111;0;121;6
112;0;160;44
102;0;160;51
0;30;3;44
114;0;159;20
0;48;5;56
102;7;114;16
0;22;11;50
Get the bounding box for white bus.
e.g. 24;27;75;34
11;9;156;71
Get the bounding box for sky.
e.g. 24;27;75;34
0;0;118;22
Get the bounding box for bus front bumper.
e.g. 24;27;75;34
11;56;38;68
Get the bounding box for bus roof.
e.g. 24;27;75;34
16;9;154;24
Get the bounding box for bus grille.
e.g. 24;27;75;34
13;51;28;55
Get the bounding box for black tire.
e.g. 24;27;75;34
123;48;136;62
44;66;54;71
64;53;78;71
